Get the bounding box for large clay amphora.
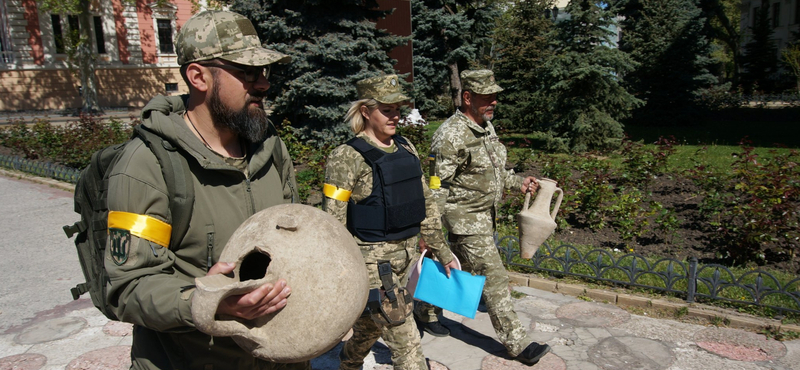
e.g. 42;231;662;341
192;204;369;363
517;178;563;259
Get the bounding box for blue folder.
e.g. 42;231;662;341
412;257;486;319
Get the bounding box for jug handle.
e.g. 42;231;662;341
550;188;563;220
523;191;532;212
193;278;264;338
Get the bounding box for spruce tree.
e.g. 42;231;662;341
492;0;556;132
615;0;720;125
540;0;642;152
411;0;501;117
231;0;406;143
739;1;780;93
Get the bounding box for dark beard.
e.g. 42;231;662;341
208;83;269;144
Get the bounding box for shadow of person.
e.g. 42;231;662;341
416;315;507;357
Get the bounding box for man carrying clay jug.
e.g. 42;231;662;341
418;69;551;366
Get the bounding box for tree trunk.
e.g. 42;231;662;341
78;0;99;113
448;62;461;109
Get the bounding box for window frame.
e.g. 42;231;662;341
148;2;178;61
772;2;780;28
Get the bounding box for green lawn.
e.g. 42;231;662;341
422;107;799;173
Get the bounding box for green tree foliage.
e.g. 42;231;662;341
783;31;800;93
699;0;742;86
38;0;99;113
492;0;556;132
410;0;501;117
615;0;720;125
231;0;407;144
539;0;642;152
739;1;780;93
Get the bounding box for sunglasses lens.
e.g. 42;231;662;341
245;66;270;82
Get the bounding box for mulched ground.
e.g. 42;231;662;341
540;173;800;275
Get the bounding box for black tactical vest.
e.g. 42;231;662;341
346;136;426;242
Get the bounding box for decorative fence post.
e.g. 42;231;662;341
686;257;698;303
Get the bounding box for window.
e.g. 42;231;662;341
796;0;800;24
0;0;11;63
772;2;780;28
93;16;105;54
157;19;174;54
51;14;65;53
753;6;759;28
165;83;178;93
68;15;79;35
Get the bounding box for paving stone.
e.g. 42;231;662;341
102;321;133;337
0;353;46;370
65;345;131;370
14;317;86;345
693;327;787;362
481;353;564;370
587;336;673;370
555;302;631;328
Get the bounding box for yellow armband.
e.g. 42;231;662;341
323;183;352;202
108;211;172;248
429;176;441;190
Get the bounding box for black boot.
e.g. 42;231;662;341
514;342;551;365
418;320;450;337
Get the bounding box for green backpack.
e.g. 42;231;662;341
63;125;194;321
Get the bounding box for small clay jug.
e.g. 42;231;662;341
192;204;369;363
517;178;563;259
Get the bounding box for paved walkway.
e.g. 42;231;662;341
0;170;798;370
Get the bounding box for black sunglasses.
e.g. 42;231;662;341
198;63;270;83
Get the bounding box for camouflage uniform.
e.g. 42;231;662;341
424;70;532;357
105;11;307;370
323;75;453;370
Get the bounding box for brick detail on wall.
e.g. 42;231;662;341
0;67;187;111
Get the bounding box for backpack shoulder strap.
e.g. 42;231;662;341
133;125;194;250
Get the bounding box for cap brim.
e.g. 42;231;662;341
220;46;291;66
376;92;411;104
473;85;504;95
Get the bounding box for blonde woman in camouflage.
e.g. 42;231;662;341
322;74;458;370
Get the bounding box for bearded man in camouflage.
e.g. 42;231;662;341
104;10;304;370
422;69;551;365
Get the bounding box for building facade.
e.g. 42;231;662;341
0;0;412;112
0;0;197;111
741;0;800;56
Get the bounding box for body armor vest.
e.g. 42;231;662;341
346;136;426;242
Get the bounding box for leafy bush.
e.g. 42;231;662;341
277;119;332;204
0;114;132;169
686;139;800;263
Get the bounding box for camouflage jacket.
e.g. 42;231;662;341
322;133;453;283
430;110;524;235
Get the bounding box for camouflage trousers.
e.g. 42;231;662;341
338;311;427;370
416;233;531;357
340;246;427;370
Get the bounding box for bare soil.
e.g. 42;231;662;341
533;172;800;275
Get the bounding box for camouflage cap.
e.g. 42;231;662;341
356;74;410;104
176;10;290;66
460;69;504;95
